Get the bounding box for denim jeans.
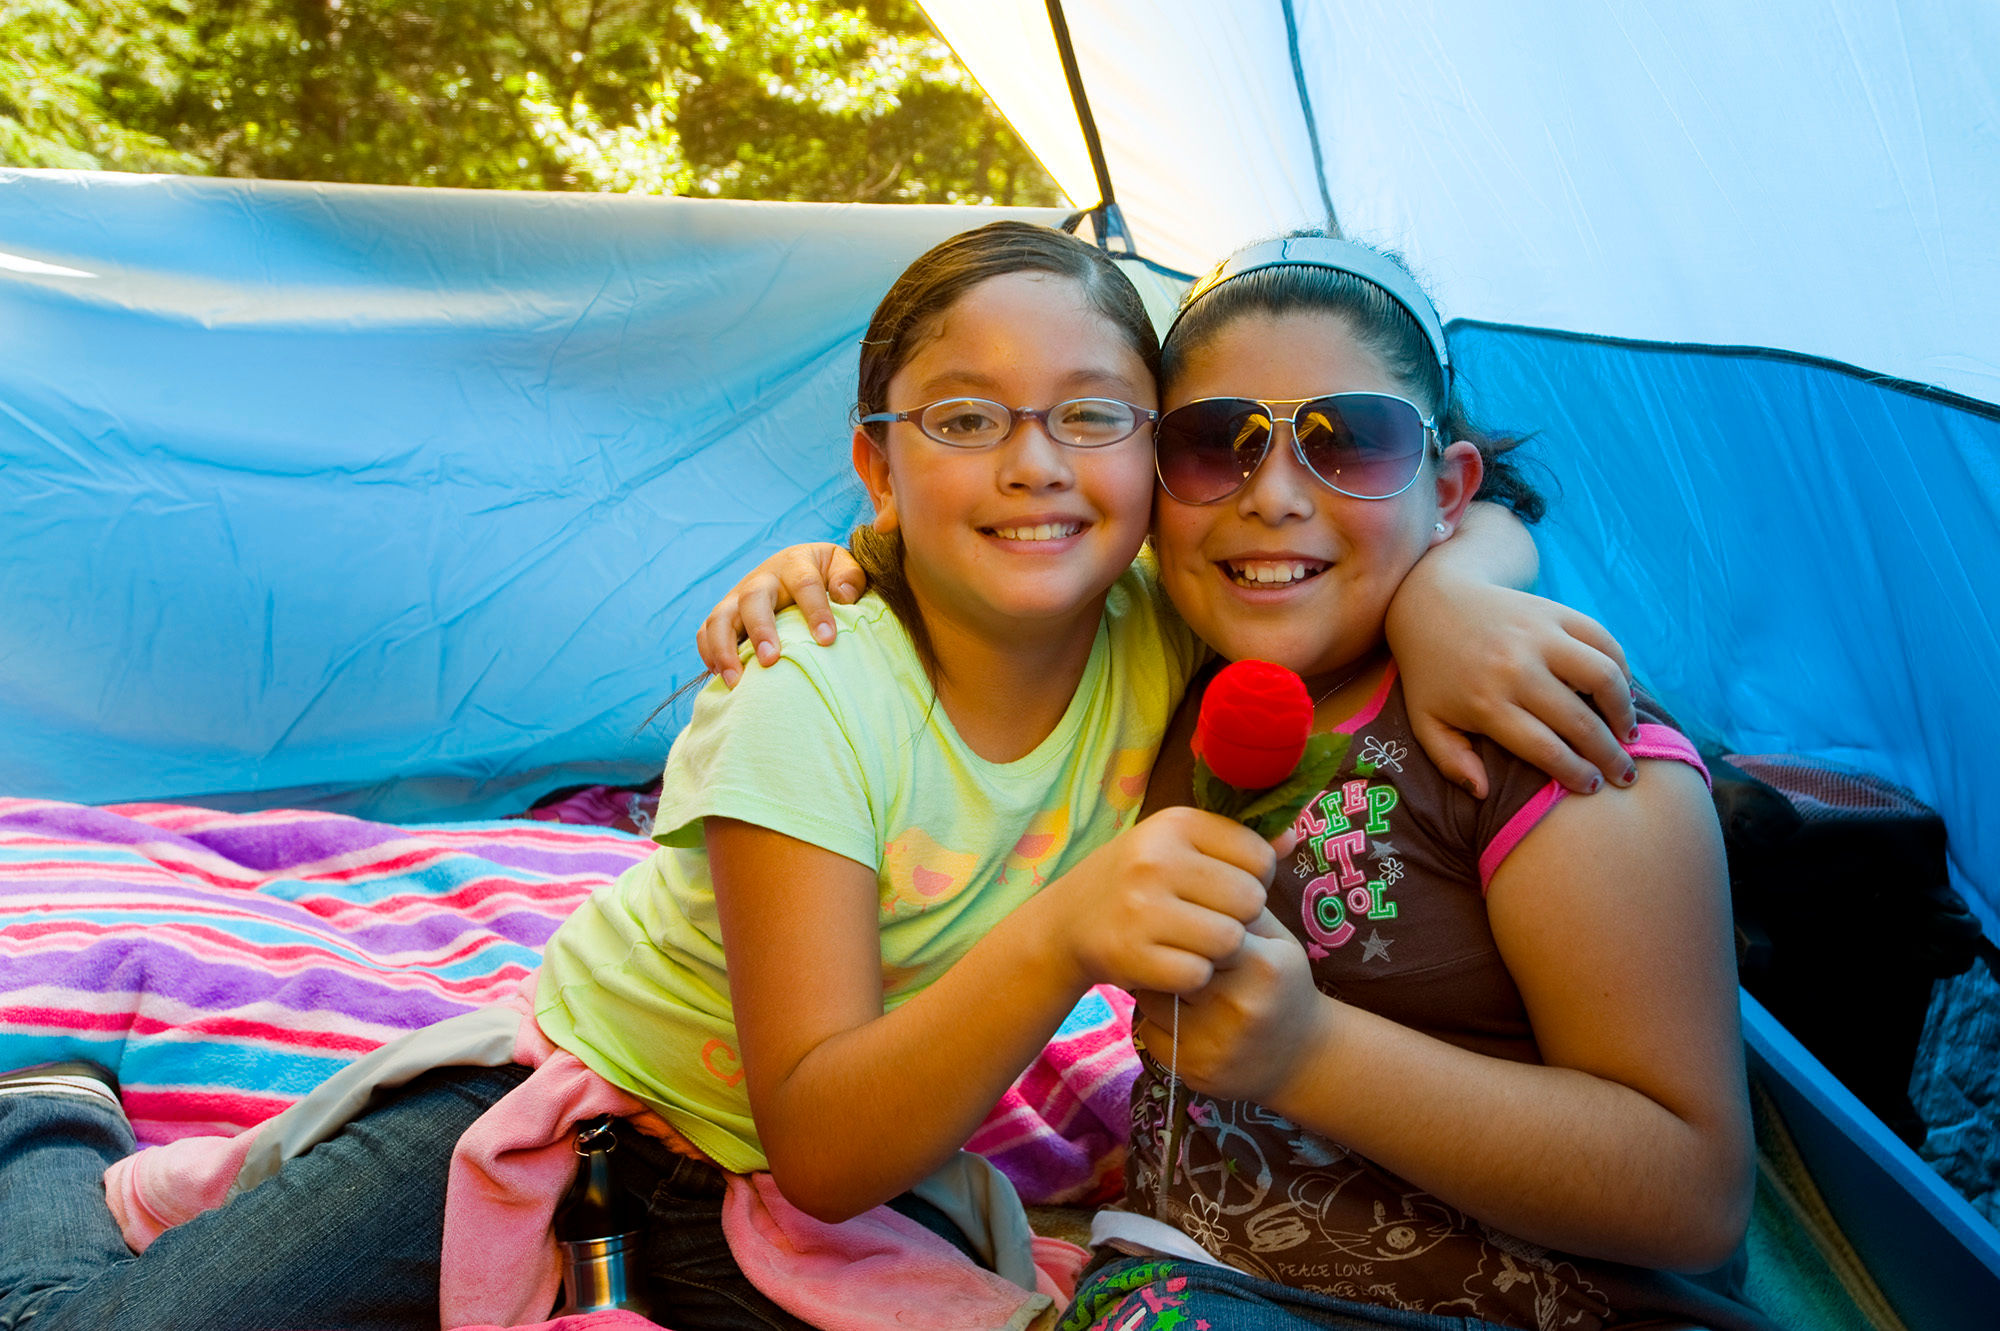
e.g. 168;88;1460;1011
612;1122;980;1331
1061;1254;1527;1331
0;1063;529;1331
1;1067;984;1331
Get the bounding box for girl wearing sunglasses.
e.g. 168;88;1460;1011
712;235;1767;1331
1074;237;1768;1330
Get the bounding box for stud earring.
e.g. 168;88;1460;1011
1434;521;1449;535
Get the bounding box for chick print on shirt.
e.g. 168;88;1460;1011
880;827;981;916
1100;747;1153;823
1003;804;1072;885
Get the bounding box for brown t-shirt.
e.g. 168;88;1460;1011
1122;662;1774;1331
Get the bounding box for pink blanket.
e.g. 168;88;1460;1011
1;798;1139;1208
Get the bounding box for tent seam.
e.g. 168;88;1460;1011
1280;0;1339;232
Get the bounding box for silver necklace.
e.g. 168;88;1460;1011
1303;654;1380;713
1155;653;1379;1215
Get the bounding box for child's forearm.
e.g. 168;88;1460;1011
748;894;1090;1221
1250;769;1750;1270
1264;998;1750;1271
724;807;1274;1221
750;807;1276;1221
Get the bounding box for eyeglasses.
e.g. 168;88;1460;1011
858;397;1157;450
1154;392;1438;504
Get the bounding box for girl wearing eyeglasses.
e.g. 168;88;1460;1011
1;219;1257;1331
524;219;1286;1327
719;235;1768;1331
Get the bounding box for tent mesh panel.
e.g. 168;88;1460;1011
1726;754;1930;823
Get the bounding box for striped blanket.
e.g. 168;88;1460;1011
0;797;1135;1203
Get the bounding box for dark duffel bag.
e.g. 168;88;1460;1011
1708;751;1986;1146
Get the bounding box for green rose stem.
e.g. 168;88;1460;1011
1158;661;1352;1209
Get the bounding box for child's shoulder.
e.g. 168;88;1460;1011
733;592;908;680
1108;553;1203;680
766;592;901;654
671;593;925;776
703;593;928;723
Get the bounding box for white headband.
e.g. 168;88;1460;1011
1166;236;1452;391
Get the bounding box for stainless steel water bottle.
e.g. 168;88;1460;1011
554;1115;651;1317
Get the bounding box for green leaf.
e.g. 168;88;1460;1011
1192;731;1351;839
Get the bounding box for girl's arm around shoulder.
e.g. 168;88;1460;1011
1387;501;1641;798
696;542;866;686
1168;759;1752;1272
694;545;1185;686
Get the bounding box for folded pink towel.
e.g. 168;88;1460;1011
440;999;652;1328
103;1117;265;1250
722;1171;1072;1331
455;1313;659;1331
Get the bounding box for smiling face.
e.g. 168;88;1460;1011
1152;309;1479;685
853;270;1158;647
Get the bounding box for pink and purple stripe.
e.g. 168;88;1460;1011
1;798;649;1144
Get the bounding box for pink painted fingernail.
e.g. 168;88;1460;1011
1627;726;1641;743
1587;773;1602;794
1621;764;1638;786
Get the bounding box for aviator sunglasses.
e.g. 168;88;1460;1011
1153;390;1439;505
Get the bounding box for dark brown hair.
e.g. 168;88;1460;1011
853;221;1162;683
1160;231;1546;521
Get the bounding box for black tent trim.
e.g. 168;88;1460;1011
1449;318;2000;425
1281;0;1340;233
1045;0;1135;254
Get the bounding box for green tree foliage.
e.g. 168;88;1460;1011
0;0;1063;205
1;0;205;172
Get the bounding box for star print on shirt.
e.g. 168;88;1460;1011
1361;928;1393;963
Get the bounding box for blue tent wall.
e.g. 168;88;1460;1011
1449;323;2000;939
0;171;1048;822
6;166;2000;1323
5;171;1995;929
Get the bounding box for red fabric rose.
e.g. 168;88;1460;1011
1192;659;1315;790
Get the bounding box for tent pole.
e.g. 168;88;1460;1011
1044;0;1135;254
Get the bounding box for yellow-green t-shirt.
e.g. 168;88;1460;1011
534;563;1198;1172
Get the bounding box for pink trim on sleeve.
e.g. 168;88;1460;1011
1630;723;1710;786
1476;725;1711;893
1478;783;1567;892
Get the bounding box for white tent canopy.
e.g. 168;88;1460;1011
924;0;2000;405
